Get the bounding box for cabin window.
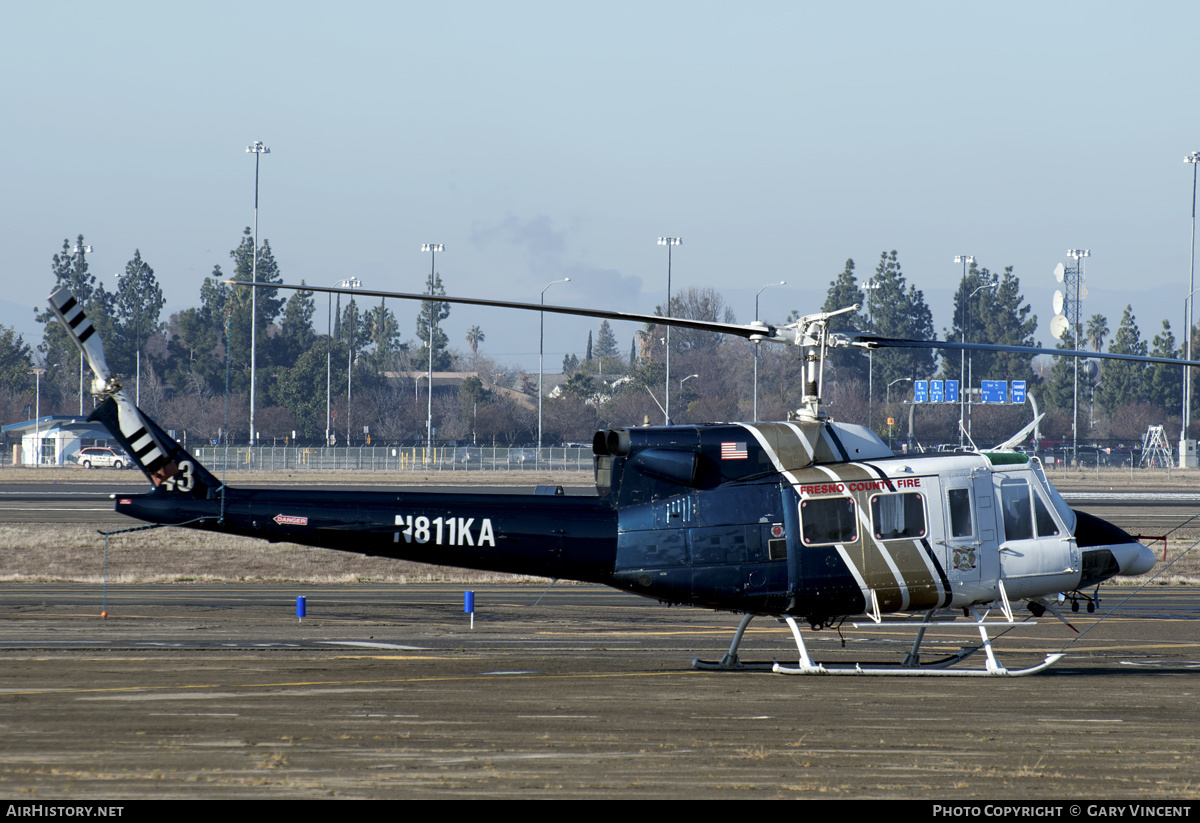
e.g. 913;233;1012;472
870;493;926;540
1034;493;1060;537
947;488;972;538
799;497;857;546
1000;482;1033;541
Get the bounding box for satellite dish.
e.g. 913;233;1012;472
1079;284;1089;300
1054;263;1066;283
1053;290;1064;315
1050;315;1070;340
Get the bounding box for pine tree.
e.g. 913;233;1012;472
1145;319;1181;416
863;251;935;401
112;250;165;380
820;258;867;385
415;272;451;371
1097;306;1146;415
942;264;1037;390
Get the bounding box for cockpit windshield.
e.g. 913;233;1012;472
1029;457;1076;534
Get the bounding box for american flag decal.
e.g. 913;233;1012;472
720;441;748;460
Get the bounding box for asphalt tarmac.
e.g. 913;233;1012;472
0;583;1197;799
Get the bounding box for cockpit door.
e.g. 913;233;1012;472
941;469;998;591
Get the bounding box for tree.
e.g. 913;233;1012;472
37;236;112;409
1086;314;1110;353
224;228;284;397
820;258;868;385
465;326;485;357
276;283;317;367
166;269;229;397
1144;319;1181;416
1040;328;1080;418
361;298;399;372
661;286;736;355
942;264;1037;391
863;251;935;403
111;250;165;384
0;325;33;395
563;372;596;399
275;339;348;438
415;271;451;371
596;321;619;360
1097;306;1146;416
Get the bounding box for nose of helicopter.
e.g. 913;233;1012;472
1072;509;1156;580
1110;540;1156;576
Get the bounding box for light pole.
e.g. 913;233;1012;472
1184;152;1199;448
71;243;92;415
245;140;269;447
954;255;974;446
113;270;143;406
331;278;361;446
657;237;681;424
421;244;443;456
336;278;362;445
539;277;570;458
1066;249;1090;463
862;279;881;428
30;367;45;468
887;377;912;451
326;288;333;446
754;281;785;421
966;277;1000;441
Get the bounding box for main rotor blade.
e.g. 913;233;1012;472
850;334;1200;369
228;280;780;341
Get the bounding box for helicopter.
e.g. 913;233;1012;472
47;281;1187;676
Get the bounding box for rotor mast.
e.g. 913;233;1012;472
765;303;861;423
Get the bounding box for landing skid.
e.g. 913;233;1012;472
692;613;775;671
693;608;1064;677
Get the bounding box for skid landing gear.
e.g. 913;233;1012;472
694;605;1064;677
692;613;776;671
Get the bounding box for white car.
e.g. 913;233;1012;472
77;447;129;469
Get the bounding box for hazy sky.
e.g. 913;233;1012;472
5;1;1199;371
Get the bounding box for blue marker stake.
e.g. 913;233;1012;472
296;595;306;623
464;590;475;630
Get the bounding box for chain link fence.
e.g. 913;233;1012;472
189;445;594;472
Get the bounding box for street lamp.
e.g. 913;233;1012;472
862;280;881;427
1066;249;1090;462
887;377;912;405
113;270;144;406
71;243;92;415
29;367;46;468
657;237;681;424
887;377;912;451
245;140;269;447
954;255;975;447
753;281;786;421
539;277;571;458
421;244;443;455
327;278;361;446
335;278;362;446
1184;152;1199;448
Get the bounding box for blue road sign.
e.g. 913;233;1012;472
1011;380;1026;404
931;380;944;402
981;380;1008;403
914;380;928;403
946;380;959;403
